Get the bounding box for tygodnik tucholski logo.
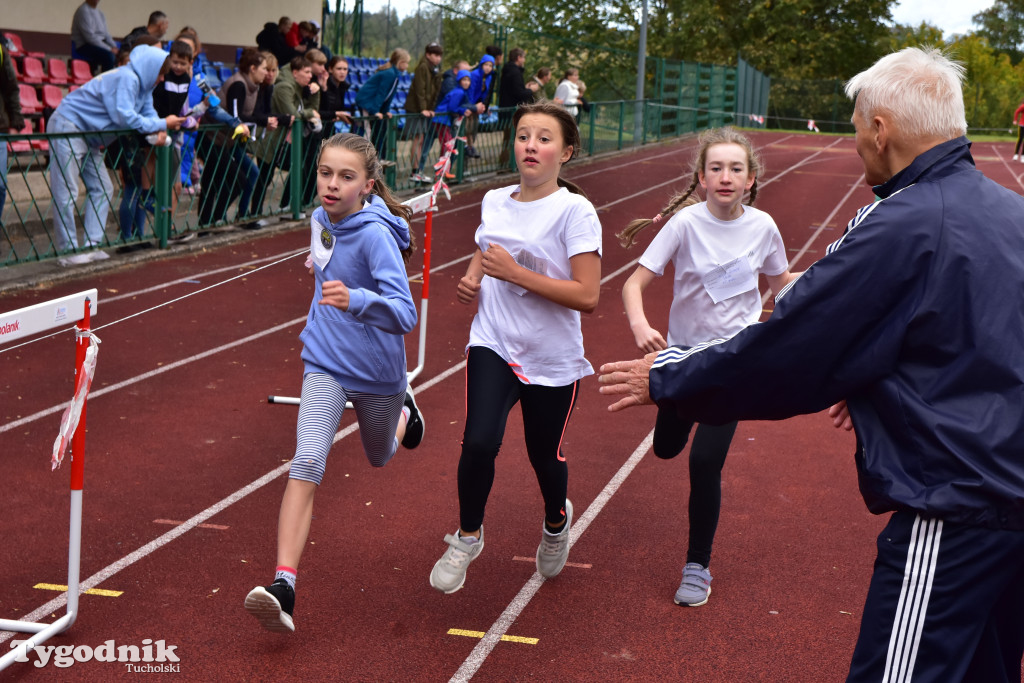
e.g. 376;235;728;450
8;638;180;671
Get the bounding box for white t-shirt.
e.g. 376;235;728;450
638;202;788;347
554;80;580;116
468;185;603;386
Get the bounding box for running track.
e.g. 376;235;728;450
2;131;1022;681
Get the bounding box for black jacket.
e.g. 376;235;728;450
498;62;533;109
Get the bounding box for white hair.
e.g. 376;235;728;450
845;47;967;140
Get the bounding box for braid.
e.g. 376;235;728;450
617;172;702;249
747;178;759;206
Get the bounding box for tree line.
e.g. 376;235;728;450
331;0;1024;132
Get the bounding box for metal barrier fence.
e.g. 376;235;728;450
2;99;722;267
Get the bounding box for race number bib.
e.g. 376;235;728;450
702;255;757;304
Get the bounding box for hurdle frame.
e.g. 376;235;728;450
268;190;437;406
0;289;97;672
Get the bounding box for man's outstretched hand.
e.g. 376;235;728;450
597;352;659;412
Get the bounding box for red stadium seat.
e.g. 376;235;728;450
6;119;33;154
41;84;63;110
70;59;92;85
3;31;45;59
20;56;46;85
18;83;42;114
32;117;49;151
47;58;69;85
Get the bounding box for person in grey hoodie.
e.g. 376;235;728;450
47;44;184;258
244;132;424;634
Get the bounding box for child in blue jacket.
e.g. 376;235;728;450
464;54;495;158
433;69;474;154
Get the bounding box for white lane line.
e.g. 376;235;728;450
0;317;307;434
0;132;846;651
449;430;654;683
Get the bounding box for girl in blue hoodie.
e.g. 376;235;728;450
244;132;424;633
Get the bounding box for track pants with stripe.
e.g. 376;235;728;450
457;346;579;533
288;372;405;485
847;510;1024;682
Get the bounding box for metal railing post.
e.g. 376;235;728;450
155;144;171;248
291;118;304;219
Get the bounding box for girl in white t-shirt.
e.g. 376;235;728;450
617;127;799;607
429;100;602;594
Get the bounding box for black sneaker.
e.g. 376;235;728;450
465;146;481;159
401;387;425;449
244;579;295;633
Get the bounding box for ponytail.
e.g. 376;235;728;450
617;175;702;248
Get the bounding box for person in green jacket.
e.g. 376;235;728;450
406;42;444;183
272;55;323;207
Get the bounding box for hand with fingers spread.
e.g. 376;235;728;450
597;352;660;412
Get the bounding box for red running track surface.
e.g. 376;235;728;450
2;131;1022;681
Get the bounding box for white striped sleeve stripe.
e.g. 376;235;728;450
650;337;733;370
883;515;942;683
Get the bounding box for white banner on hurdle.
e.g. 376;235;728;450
0;289;98;346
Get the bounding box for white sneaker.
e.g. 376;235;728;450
59;253;93;266
1015;154;1019;161
430;528;483;594
536;499;573;578
88;250;110;261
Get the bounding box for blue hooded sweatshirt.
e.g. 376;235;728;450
54;44;168;136
435;71;473;124
300;196;417;395
469;55;494;106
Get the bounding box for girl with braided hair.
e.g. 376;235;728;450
618;127;798;607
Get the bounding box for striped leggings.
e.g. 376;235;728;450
288;372;406;485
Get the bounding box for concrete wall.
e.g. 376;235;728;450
4;0;321;61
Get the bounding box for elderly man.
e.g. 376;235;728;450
598;47;1024;681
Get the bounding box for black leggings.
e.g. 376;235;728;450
457;346;579;533
654;404;738;568
1016;126;1024;155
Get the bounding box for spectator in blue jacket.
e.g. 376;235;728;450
433;69;476;156
464;54;495;158
48;45;184;262
355;48;410;163
599;47;1024;682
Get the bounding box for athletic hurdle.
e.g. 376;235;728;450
0;290;99;672
267;189;437;406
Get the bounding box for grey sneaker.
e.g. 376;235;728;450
430;528;484;594
536;499;573;578
674;563;712;606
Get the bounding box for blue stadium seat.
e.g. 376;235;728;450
202;65;222;90
343;90;357;107
219;66;232;82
